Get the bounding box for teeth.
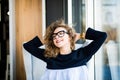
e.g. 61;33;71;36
56;41;60;43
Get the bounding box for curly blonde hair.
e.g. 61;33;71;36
44;19;76;58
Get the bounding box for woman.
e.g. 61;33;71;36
23;19;107;80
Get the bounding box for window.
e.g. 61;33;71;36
43;0;120;80
94;0;120;80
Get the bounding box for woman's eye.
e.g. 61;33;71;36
59;32;63;35
52;35;56;38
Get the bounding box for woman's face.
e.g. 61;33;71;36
52;27;71;48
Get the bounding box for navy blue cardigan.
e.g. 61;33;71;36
23;28;107;69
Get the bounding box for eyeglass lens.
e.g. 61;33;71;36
52;30;68;40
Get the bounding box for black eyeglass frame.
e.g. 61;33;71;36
52;30;68;40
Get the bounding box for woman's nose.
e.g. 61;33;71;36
54;35;59;40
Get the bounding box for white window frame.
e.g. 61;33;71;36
9;0;16;80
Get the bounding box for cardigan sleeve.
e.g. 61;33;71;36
78;28;107;61
23;36;46;61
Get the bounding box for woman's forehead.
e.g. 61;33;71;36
54;27;67;33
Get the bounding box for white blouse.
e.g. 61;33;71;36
40;65;88;80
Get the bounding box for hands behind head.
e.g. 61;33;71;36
74;32;85;42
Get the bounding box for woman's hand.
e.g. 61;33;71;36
74;32;85;42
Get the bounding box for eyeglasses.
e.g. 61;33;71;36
52;30;68;40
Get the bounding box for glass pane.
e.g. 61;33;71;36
95;0;120;80
72;0;86;43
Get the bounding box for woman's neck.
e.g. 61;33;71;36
60;47;71;55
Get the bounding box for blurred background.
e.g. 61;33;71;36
0;0;120;80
